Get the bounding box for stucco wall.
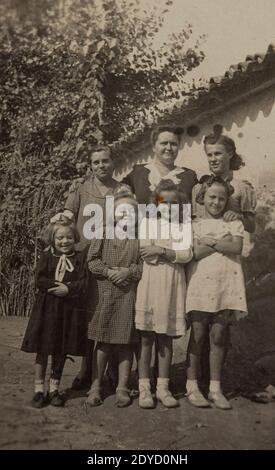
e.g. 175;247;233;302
117;85;275;189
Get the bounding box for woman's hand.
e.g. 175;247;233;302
47;282;69;297
140;246;162;259
223;210;242;222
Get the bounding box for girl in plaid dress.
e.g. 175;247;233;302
85;189;142;408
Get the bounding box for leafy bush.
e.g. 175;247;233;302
0;0;204;315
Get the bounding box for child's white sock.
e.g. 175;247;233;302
156;377;169;391
186;379;199;394
209;380;222;393
49;378;60;394
138;378;151;391
34;380;44;394
265;384;275;397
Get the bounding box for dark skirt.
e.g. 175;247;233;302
21;292;87;356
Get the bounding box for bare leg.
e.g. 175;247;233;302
156;334;172;378
117;345;133;390
106;346;119;391
32;354;48;407
35;353;48;382
51;354;66;381
209;320;231;409
72;339;94;389
138;331;154;379
137;332;155;409
48;354;66;406
186;317;210;408
209;323;227;381
115;345;133;407
91;343;110;390
186;320;208;381
86;343;110;405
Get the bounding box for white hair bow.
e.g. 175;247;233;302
50;211;74;224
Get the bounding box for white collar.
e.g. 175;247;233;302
144;162;185;191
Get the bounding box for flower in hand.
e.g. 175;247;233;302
48;282;69;297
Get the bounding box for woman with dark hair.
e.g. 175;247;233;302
63;145;126;390
189;132;256;407
122;125;198;384
123;125;198;204
192;132;256;233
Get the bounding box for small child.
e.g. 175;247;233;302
21;215;88;408
85;188;142;408
186;176;247;410
135;180;192;409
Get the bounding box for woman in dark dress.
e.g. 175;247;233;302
123;125;197;204
122;125;198;382
21;215;88;408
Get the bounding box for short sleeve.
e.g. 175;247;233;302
64;183;81;218
192;220;202;240
240;181;257;214
121;169;135;193
191;184;205;219
138;217;154;247
230;220;245;238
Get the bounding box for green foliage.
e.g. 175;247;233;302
0;0;205;315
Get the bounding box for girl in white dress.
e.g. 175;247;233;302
186;176;247;410
135;180;193;409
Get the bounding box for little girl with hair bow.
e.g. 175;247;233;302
21;215;89;408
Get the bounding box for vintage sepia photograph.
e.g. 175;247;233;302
0;0;275;454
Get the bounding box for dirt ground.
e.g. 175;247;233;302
1;302;275;451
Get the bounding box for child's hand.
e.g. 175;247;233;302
108;267;130;285
221;233;233;241
199;237;217;247
47;282;69;297
140;246;162;259
107;268;119;282
223;210;241;222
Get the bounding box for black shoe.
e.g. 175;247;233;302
71;375;91;391
48;390;66;407
31;392;47;409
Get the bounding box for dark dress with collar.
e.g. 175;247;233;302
21;249;89;356
122;164;198;204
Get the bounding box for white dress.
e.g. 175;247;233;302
135;217;192;336
186;218;248;316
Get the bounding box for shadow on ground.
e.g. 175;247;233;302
0;302;275;450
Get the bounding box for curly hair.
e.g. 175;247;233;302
196;175;235;206
42;215;80;247
203;133;245;171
